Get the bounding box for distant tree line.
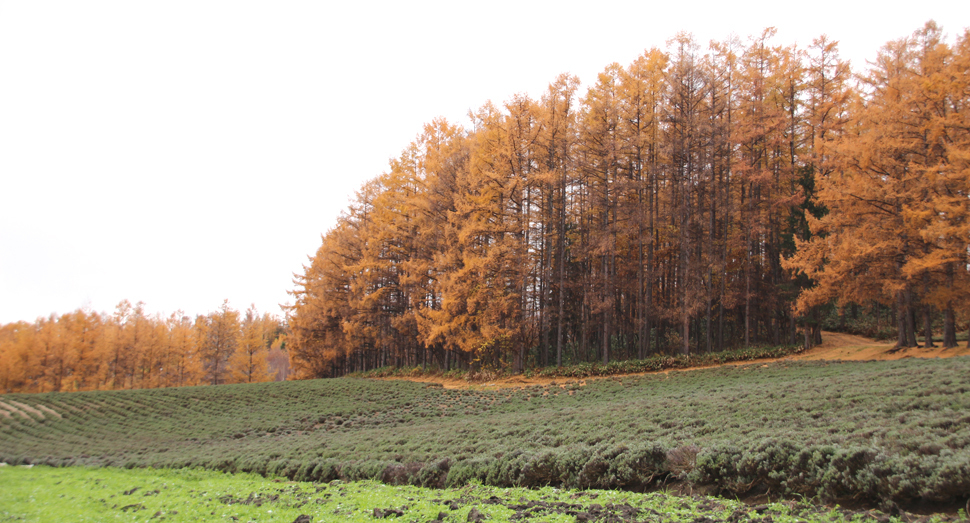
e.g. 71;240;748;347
0;300;287;393
288;22;970;378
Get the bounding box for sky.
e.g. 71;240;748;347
1;0;968;324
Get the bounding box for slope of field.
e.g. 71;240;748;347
1;358;969;509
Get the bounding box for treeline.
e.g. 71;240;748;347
0;300;288;394
288;22;970;378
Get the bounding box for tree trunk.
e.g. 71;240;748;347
944;264;958;348
922;273;936;348
904;285;918;347
789;315;797;346
922;307;936;348
895;289;908;349
682;314;690;356
944;306;957;349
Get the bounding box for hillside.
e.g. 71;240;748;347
2;357;969;509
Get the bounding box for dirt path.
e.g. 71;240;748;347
376;374;581;391
376;331;969;390
795;331;970;361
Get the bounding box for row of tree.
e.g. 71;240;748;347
0;300;288;393
288;22;970;378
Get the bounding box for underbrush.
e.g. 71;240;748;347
525;344;803;379
350;344;804;381
820;306;970;342
2;358;969;509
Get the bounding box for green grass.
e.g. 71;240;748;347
2;358;970;506
0;465;943;522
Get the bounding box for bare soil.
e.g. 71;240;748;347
377;331;970;391
794;330;970;361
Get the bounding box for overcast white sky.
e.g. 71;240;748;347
0;1;967;324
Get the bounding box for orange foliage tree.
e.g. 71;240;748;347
0;301;283;393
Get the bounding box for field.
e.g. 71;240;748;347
2;356;970;520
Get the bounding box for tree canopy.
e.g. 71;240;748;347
290;23;970;377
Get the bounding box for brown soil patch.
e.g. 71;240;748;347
795;331;970;361
0;401;31;420
376;375;585;390
7;401;45;420
34;404;62;419
376;331;969;391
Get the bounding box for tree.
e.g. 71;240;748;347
198;300;240;385
60;309;104;391
229;305;273;383
163;311;201;387
580;63;624;363
536;74;581;366
288;216;358;378
665;33;709;355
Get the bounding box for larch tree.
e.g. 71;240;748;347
706;36;742;353
164;311;201;387
580;64;624;364
429;100;532;370
198;300;240;385
288;220;356;378
408;118;469;371
60;310;104;391
535;74;581;367
229;305;273;383
664;33;709;355
794;35;852;347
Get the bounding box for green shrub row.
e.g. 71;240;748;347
10;439;966;505
525;345;804;379
223;441;970;504
350;344;804;381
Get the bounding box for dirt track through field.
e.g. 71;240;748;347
377;331;970;390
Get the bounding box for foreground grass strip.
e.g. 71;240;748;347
0;465;951;522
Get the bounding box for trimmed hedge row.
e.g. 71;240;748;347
17;439;957;505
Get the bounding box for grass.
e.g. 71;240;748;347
2;358;970;506
0;465;947;522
